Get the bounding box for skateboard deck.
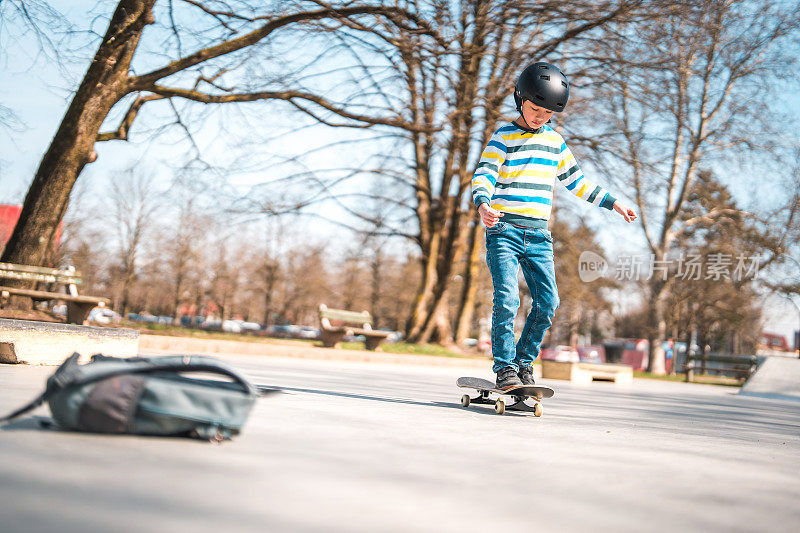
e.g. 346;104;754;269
456;376;554;416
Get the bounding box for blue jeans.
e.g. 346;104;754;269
485;221;559;373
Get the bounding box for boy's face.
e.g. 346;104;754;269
520;100;554;128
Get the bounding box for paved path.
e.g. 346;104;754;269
1;355;798;532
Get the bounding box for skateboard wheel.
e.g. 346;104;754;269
494;399;505;415
534;403;542;417
461;394;471;408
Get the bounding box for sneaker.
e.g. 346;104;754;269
518;365;535;385
496;366;523;390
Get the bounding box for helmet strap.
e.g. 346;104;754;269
515;112;542;133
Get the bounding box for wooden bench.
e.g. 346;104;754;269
0;262;110;325
318;304;390;350
683;353;757;382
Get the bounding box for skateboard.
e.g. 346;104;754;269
456;376;554;416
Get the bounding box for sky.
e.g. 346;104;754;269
1;0;798;346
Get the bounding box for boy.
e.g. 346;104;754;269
472;62;637;390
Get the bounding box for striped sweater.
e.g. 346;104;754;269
472;122;617;228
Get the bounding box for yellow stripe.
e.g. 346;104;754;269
557;152;574;170
498;168;553;180
576;182;588;197
481;151;504;161
500;132;562;143
472;176;493;189
491;203;550;218
501;133;535;141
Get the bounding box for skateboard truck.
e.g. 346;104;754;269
457;377;553;416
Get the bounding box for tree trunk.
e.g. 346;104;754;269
647;279;668;374
370;248;382;327
263;264;277;326
0;1;155;276
121;271;135;317
407;201;472;343
406;228;442;340
454;218;482;344
419;287;457;349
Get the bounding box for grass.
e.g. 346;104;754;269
127;321;475;358
634;370;743;388
339;341;471;358
129;322;313;345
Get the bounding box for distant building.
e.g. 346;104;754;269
758;332;794;356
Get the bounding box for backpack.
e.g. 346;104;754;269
1;353;265;442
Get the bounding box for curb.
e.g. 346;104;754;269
137;334;491;368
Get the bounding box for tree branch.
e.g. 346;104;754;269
97;93;166;141
130;5;428;88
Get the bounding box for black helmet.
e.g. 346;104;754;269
514;62;569;113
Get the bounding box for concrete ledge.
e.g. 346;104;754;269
542;360;633;384
0;318;139;365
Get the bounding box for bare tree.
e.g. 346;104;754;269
584;0;800;372
251;0;643;346
0;0;428;288
108;166;161;316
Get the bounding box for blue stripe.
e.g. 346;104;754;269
473;173;496;186
565;176;582;191
487;140;506;152
494;194;552;205
505;157;558;167
497;124;518;133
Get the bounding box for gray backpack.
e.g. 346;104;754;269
1;353;265;441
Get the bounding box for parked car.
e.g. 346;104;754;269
577;346;606;364
377;329;403;343
297;326;321;340
268;324;301;338
87;307;122;325
179;315;206;328
201;319;223;331
221;320;242;333
540;345;580;363
239;321;262;332
602;339;649;371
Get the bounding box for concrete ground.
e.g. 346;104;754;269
1;353;798;533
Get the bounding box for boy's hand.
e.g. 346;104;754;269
478;203;504;227
613;201;637;223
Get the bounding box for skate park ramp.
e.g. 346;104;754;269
739;356;800;401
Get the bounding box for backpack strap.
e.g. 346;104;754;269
0;391;48;423
56;356;257;396
0;352;82;423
